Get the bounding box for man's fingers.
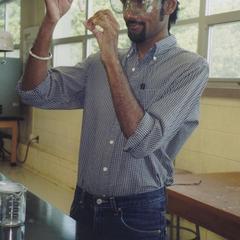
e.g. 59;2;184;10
86;10;119;32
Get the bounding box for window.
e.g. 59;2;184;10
5;0;20;44
88;0;125;30
178;0;200;20
53;0;86;39
51;0;240;86
0;0;20;58
52;0;129;66
0;6;4;30
172;0;240;86
206;0;240;15
87;34;130;56
208;22;240;78
171;23;199;53
54;43;83;67
0;0;21;58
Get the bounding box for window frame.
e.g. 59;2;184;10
52;0;240;89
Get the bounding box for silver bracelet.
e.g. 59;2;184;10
29;49;52;61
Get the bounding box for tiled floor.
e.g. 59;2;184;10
0;160;74;215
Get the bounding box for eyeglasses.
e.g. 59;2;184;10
110;0;160;15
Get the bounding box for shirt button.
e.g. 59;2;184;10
132;67;135;72
153;56;157;61
103;167;108;172
96;198;103;205
109;140;114;145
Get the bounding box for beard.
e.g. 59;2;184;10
126;20;146;43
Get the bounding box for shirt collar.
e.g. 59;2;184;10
125;35;177;59
154;35;177;56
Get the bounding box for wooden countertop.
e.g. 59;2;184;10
167;172;240;240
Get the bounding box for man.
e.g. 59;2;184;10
17;0;209;239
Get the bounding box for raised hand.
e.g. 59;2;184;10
44;0;74;23
84;10;120;63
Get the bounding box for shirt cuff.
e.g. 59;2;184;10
123;112;155;157
16;77;51;105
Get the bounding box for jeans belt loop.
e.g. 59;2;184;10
109;197;118;213
80;190;86;204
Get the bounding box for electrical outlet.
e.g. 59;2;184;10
32;136;39;143
29;134;39;143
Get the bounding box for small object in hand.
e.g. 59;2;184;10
95;25;104;33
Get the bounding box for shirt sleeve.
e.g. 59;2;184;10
16;57;92;110
124;57;209;159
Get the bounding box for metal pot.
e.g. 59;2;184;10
0;181;27;227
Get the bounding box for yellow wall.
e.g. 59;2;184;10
18;109;82;190
176;96;240;173
18;0;45;144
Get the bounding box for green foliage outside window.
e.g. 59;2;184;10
0;6;4;30
70;1;86;36
70;0;127;38
88;0;126;30
0;0;20;44
171;24;198;53
54;0;86;38
209;22;240;78
178;0;200;20
207;0;240;15
6;0;20;44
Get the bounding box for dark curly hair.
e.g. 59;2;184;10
161;0;180;32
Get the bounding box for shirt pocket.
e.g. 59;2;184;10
138;89;160;110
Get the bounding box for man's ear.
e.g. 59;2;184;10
163;0;177;15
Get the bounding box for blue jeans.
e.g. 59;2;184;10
70;186;167;240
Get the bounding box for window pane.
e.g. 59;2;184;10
6;0;20;44
53;0;86;39
87;38;100;56
118;33;131;49
178;0;200;20
208;22;240;78
171;24;198;53
88;0;126;30
0;5;4;30
207;0;240;15
53;43;83;67
87;34;131;56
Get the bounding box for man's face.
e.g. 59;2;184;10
122;0;166;43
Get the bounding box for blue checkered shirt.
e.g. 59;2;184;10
17;35;209;196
